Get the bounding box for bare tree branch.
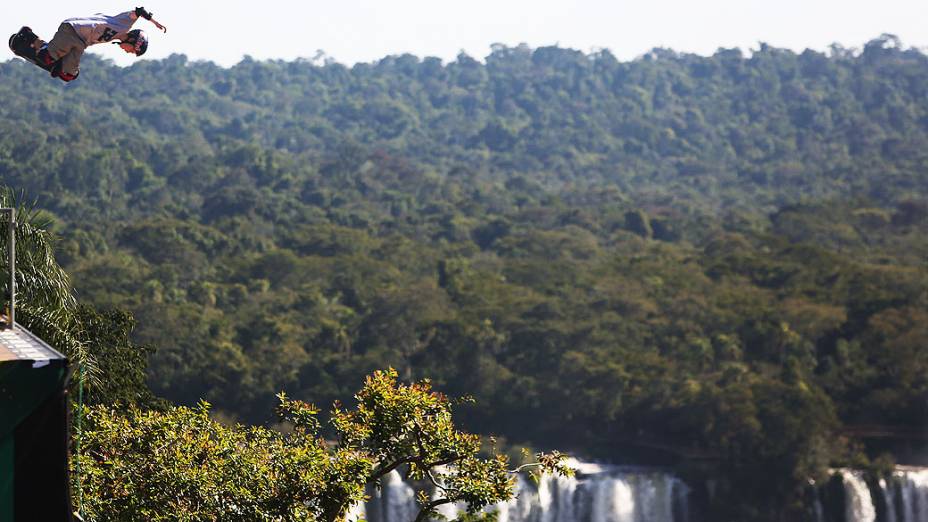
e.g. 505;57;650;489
424;467;459;495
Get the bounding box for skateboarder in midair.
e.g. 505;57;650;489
9;7;167;82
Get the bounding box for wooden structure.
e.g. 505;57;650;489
0;317;72;521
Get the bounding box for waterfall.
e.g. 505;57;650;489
589;477;635;522
346;499;366;522
494;474;539;522
813;491;825;522
359;462;688;522
879;478;897;522
842;470;876;522
366;470;418;522
491;464;687;522
837;468;928;522
891;468;928;522
356;464;928;521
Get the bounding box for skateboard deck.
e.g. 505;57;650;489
8;27;53;72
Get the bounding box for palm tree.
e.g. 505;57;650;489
0;187;97;380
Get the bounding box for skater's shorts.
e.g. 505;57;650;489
47;23;86;77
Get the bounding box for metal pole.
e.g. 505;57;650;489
2;208;13;330
76;363;84;518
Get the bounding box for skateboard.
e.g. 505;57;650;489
8;26;55;73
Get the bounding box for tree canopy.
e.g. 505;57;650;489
75;369;570;522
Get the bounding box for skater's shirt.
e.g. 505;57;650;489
62;11;138;47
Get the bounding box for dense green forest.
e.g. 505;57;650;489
2;34;927;518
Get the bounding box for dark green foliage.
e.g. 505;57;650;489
75;369;570;522
72;304;161;408
624;210;653;239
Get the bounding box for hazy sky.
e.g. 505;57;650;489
4;1;926;67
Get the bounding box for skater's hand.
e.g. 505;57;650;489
150;19;167;33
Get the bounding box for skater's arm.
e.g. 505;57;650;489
147;17;167;33
134;6;167;33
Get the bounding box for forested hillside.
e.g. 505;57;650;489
2;34;927;514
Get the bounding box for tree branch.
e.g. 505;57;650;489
414;498;455;522
426;456;461;468
424;467;461;496
369;456;416;482
510;462;542;474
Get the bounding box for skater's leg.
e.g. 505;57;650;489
46;23;84;61
50;62;78;82
51;47;83;82
10;23;83;81
44;23;85;80
35;46;56;67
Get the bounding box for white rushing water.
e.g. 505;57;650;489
843;470;877;522
884;468;928;522
842;468;928;522
365;470;419;522
355;463;928;522
879;478;897;522
359;461;689;522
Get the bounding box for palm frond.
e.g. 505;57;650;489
0;187;76;313
0;187;97;380
16;303;102;389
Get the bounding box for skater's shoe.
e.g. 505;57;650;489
16;27;37;45
9;26;38;55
